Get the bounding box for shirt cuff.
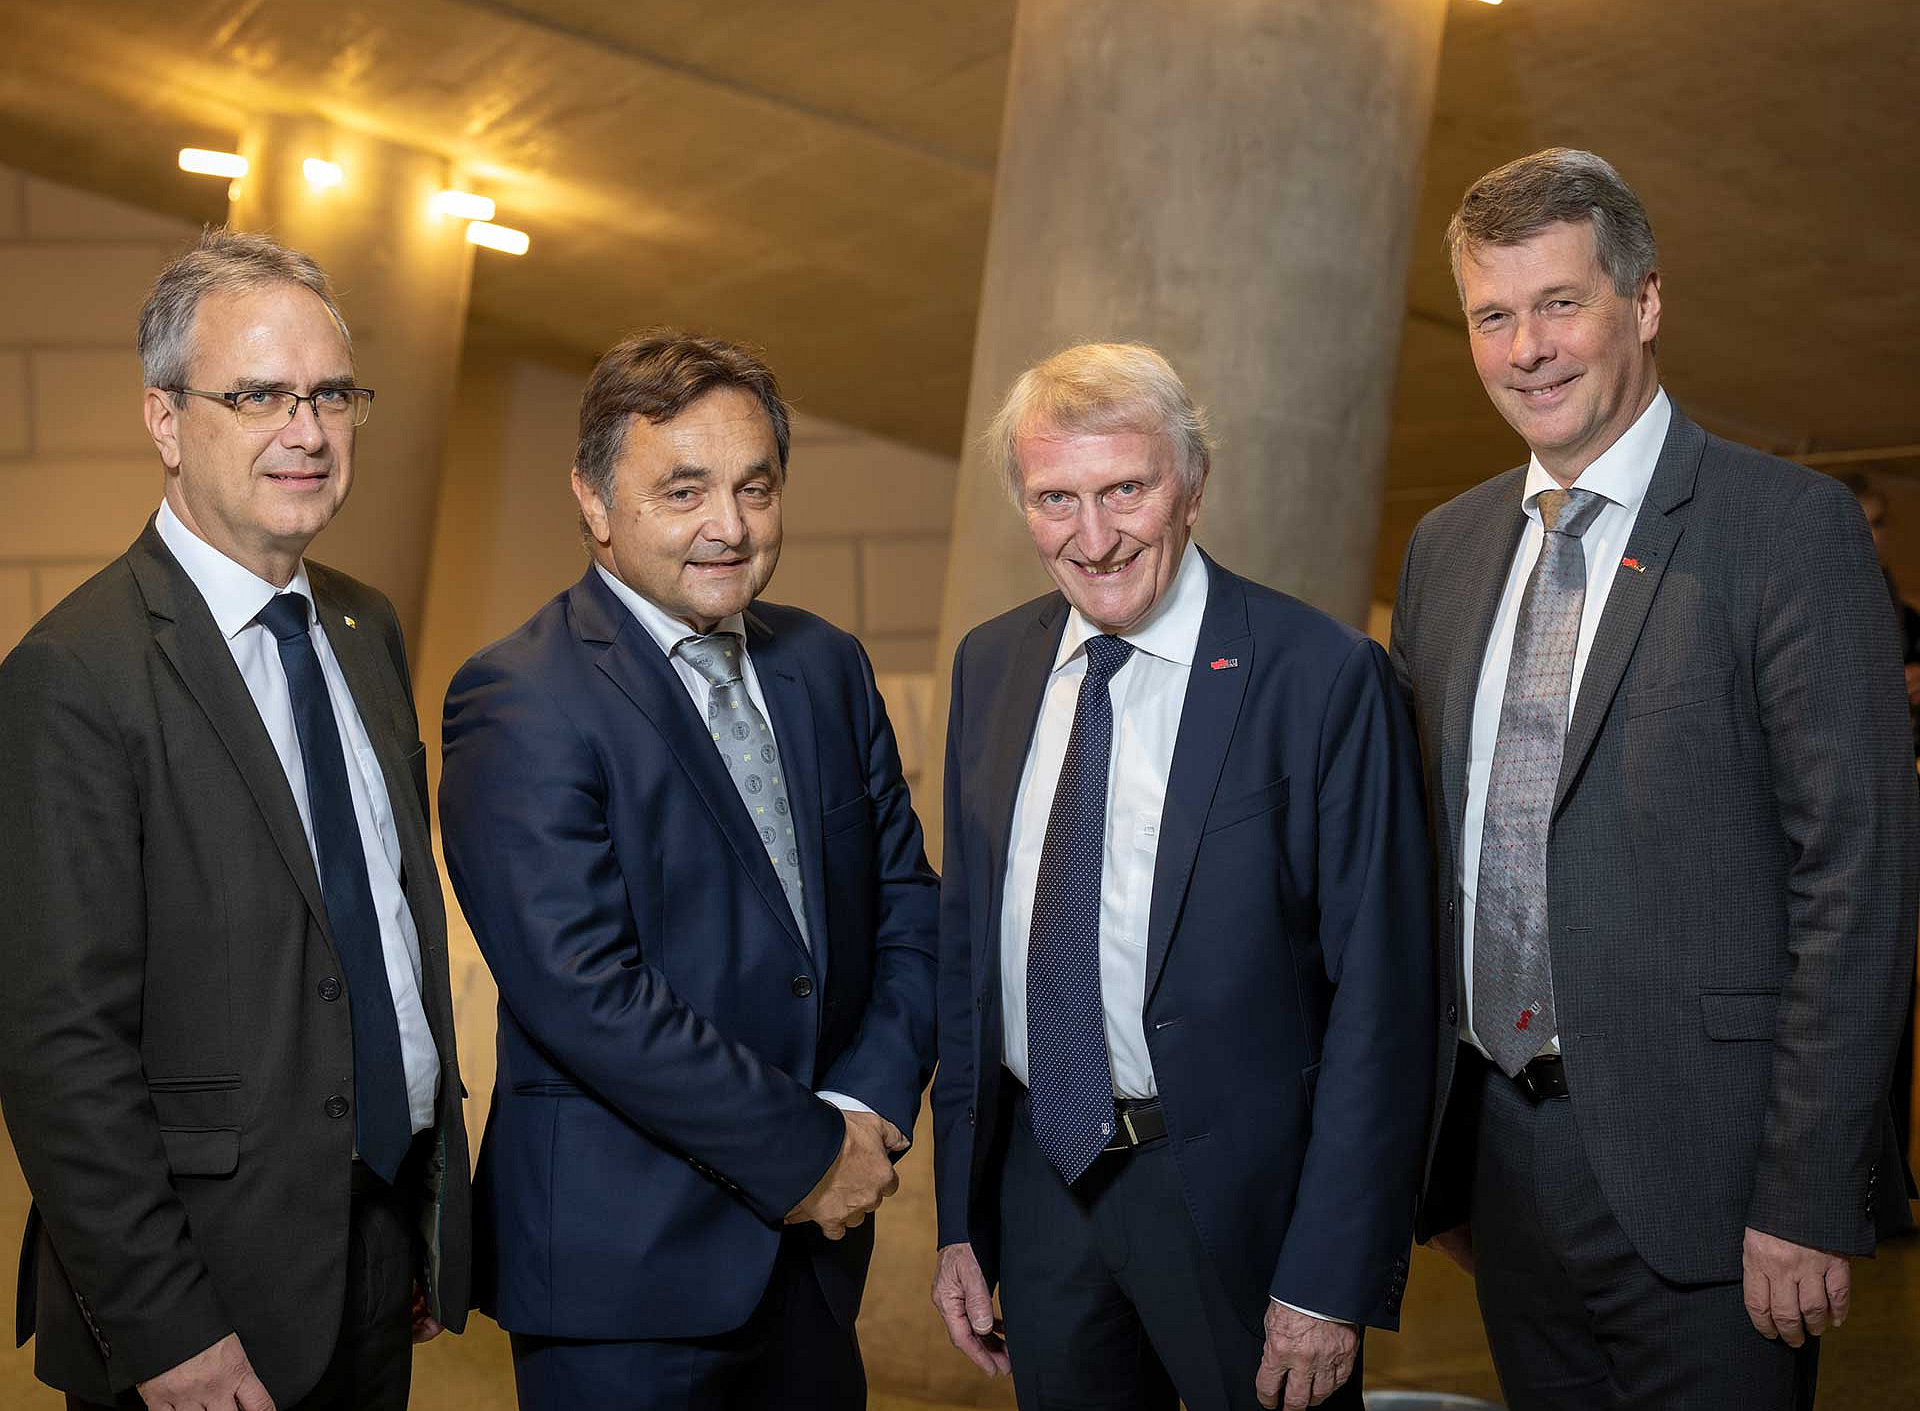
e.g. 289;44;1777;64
816;1091;875;1116
1270;1297;1350;1325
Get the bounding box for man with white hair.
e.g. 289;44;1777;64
930;343;1433;1410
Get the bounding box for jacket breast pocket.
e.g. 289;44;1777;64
1700;989;1779;1041
1627;670;1734;718
822;792;872;840
1203;776;1289;834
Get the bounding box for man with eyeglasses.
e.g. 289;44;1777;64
0;228;470;1410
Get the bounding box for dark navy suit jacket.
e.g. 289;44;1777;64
931;551;1434;1330
440;568;938;1339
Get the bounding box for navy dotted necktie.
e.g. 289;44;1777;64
1027;633;1135;1183
257;593;412;1181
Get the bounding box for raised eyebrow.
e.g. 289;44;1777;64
228;375;293;393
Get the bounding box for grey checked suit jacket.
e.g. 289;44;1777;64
1391;405;1917;1283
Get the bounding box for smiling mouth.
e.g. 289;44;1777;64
263;469;329;487
1514;373;1579;401
1070;551;1140;579
689;558;746;571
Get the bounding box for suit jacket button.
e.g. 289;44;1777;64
1447;899;1457;920
967;1105;976;1125
1446;1004;1458;1026
791;976;814;998
325;1094;350;1119
318;977;342;1002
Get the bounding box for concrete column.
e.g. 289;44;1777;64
230;115;474;643
868;4;1445;1400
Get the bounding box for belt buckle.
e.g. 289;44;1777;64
1515;1062;1543;1103
1118;1106;1141;1147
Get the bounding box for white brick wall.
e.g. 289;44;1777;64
0;163;197;656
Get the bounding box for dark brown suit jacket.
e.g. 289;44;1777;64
0;519;471;1404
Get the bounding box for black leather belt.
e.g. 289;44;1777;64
1513;1054;1570;1102
1101;1097;1168;1152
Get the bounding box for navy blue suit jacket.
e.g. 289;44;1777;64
931;552;1434;1330
440;569;938;1339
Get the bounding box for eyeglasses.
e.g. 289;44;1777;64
171;386;376;430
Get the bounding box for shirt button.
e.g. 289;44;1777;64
791;976;814;998
325;1094;350;1119
318;977;342;1002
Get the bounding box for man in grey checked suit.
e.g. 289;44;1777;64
1391;148;1917;1409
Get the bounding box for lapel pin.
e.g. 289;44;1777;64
1209;657;1239;671
1620;557;1646;574
342;615;357;628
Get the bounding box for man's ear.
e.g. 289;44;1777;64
145;388;184;469
571;467;613;548
1637;270;1662;347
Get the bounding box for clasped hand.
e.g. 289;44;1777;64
785;1109;907;1239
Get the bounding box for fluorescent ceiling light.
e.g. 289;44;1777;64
179;148;248;179
431;189;496;221
466;221;530;255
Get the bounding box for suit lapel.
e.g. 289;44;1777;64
979;601;1069;984
575;573;811;964
309;573;440;932
746;612;828;979
1553;412;1702;811
1440;473;1529;846
1144;556;1252;1002
127;522;333;941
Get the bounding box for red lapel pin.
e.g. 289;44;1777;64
1621;556;1646;573
1210;657;1239;671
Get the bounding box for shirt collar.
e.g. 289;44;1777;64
1521;386;1671;520
1055;538;1208;672
593;563;747;658
155;499;314;639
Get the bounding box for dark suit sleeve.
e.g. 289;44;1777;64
931;637;977;1247
1745;475;1919;1251
813;640;940;1135
439;652;844;1225
0;637;233;1387
1387;518;1423;700
1269;636;1436;1327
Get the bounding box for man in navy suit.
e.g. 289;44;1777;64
929;343;1434;1411
440;331;939;1409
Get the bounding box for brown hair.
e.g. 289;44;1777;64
1445;148;1657;304
575;330;791;505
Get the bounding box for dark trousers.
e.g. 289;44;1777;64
1470;1060;1819;1410
995;1090;1361;1411
507;1233;864;1411
67;1157;418;1411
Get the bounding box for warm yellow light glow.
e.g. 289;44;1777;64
303;158;344;189
1477;0;1503;6
431;189;496;221
227;179;243;203
466;221;530;256
178;148;248;179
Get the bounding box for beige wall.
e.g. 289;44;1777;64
0;162;199;657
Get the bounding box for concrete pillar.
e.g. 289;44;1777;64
870;3;1445;1401
229;116;474;643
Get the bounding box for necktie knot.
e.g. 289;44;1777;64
257;592;313;643
1536;487;1605;540
676;632;745;687
1082;634;1134;684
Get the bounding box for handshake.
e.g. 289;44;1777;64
783;1108;910;1240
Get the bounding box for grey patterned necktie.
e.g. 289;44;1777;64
675;632;809;947
1475;486;1606;1075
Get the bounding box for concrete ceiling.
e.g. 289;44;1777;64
2;0;1913;600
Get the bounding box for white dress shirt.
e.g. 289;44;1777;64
592;564;871;1119
999;541;1210;1098
156;501;440;1132
1460;389;1671;1056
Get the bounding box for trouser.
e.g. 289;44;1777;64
507;1233;865;1411
1471;1059;1818;1410
996;1087;1362;1411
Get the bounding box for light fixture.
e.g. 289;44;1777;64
466;221;530;256
178;148;248;179
431;189;496;221
303;158;344;189
1477;0;1503;6
227;179;243;203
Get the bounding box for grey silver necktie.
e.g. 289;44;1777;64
674;632;809;947
1475;486;1606;1076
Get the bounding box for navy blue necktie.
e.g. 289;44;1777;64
258;593;411;1182
1027;633;1135;1184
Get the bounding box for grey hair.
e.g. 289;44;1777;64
988;342;1214;503
1445;148;1658;303
138;227;351;398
